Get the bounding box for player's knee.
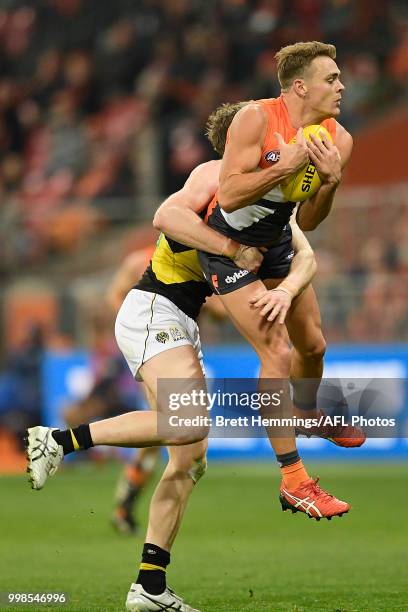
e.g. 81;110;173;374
167;448;207;484
259;339;291;372
170;426;209;446
299;335;326;363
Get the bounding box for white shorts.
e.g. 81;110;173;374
115;289;204;381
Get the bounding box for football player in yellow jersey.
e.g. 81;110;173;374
63;246;230;537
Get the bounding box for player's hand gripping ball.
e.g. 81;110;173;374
281;125;332;202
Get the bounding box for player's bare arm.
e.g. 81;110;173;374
297;122;353;230
249;222;316;324
153;160;264;273
218;104;309;212
106;251;149;313
282;222;317;294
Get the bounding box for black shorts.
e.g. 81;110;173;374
198;229;294;295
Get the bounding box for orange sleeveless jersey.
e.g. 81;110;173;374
206;95;337;224
256;96;336;169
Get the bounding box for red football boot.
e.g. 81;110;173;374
280;477;350;520
296;409;366;448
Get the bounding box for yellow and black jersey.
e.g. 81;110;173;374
135;234;212;320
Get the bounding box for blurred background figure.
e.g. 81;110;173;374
62;246;160;535
0;324;46;473
0;0;407;472
0;324;44;440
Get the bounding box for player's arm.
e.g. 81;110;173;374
218;104;309;212
249;222;316;324
279;222;317;296
297;122;353;231
153;161;228;253
106;251;149;313
153;161;263;272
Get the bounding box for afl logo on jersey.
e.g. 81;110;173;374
264;150;280;163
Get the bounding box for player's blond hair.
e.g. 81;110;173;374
275;41;336;90
205;101;249;156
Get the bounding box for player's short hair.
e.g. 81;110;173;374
205;101;249;156
275;41;337;90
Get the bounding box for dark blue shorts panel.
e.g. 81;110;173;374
198;251;258;294
259;238;294;280
198;237;294;295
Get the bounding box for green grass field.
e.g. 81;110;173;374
1;461;407;612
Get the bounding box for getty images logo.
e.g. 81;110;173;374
225;269;250;284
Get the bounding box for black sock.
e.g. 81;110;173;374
136;543;170;595
52;425;94;455
276;450;300;468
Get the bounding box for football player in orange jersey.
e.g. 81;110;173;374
160;99;364;451
198;41;356;521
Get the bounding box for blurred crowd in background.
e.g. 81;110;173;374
1;0;408;440
1;0;407;270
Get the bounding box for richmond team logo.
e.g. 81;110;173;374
264;149;280;163
155;331;169;344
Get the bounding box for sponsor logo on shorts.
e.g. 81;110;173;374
170;326;187;341
211;274;218;288
287;250;294;260
155;331;169;343
264;149;280;163
225;269;250;284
